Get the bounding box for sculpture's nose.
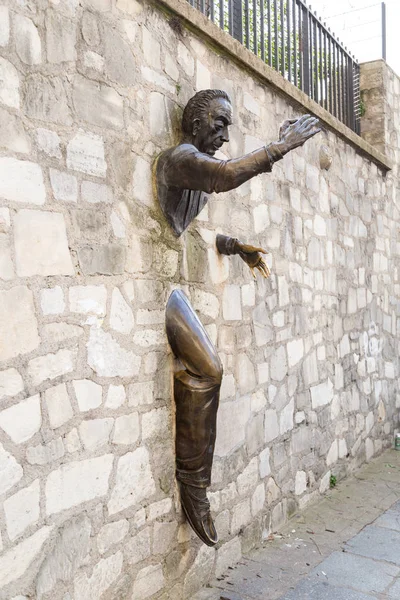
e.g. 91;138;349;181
221;127;229;143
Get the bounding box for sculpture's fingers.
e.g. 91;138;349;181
259;261;270;278
250;246;268;254
250;266;257;280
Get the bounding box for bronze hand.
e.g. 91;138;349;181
235;242;271;279
276;114;321;154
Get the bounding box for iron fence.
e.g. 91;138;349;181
189;0;361;134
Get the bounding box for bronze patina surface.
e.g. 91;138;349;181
157;89;320;545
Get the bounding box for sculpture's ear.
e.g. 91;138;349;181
192;118;201;137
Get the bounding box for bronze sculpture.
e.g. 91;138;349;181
157;90;320;545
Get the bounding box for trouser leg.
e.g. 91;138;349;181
165;289;222;545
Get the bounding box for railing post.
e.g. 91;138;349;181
301;7;310;95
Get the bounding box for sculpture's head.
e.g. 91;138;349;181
182;89;232;156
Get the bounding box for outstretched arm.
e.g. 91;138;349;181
165;115;321;194
216;234;270;279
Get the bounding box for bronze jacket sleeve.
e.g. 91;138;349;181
165;144;273;194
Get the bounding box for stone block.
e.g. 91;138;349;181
270;346;288;382
36;127;61;157
287;339;304;368
125;528;151;565
14;14;41;64
183;545;215;598
103;27;135;86
72;76;123;129
236;353;256;394
142;407;169;440
231;498;251;534
326;440;338;465
215;396;250;456
28;349;77;386
215;537;241;578
259;448;271;478
81;180;112;204
196;60;211;90
78;244;125;275
237;457;258;495
97;520;129;554
46;455;113;515
265;409;279;443
252;302;273;346
295;470;307;495
0;286;39;361
46;9;76;63
73;379;102;411
67;130;106;176
87;327;141;377
0;442;23;496
128;381;154;406
74;552;123;600
279;398;294;435
223;285;242;320
50;169;78;202
108;447;156;515
153;521;177;554
252;483;265;515
303;351;319;386
0;394;41;444
0;368;24;400
65;428;81;453
26;437;64;465
0;157;45;205
0;106;30;153
131;564;165;600
112;413;140;445
0;57;19;108
14;209;74;276
148;498;172;521
36;515;91;597
84;50;104;71
105;384;126;408
79;418;114;450
0;526;53;590
177;41;194;76
311;378;334;409
25;74;71;124
110;288;135;334
40;286;65;315
4;479;40;540
69;285;107;316
0;233;14;280
0;6;9;47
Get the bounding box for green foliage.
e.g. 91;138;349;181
329;474;337;488
359;94;366;117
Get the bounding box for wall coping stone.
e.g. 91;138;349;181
153;0;392;172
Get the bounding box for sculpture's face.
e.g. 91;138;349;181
194;98;233;156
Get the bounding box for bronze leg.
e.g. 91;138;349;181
166;289;223;545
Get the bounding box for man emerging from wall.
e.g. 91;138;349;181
156;89;320;546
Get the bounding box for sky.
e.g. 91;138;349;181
308;0;400;76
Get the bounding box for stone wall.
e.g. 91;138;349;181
0;1;399;599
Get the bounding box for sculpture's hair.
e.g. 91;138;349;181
182;89;231;136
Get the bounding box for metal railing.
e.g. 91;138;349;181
189;0;361;134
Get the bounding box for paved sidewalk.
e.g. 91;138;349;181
195;449;400;600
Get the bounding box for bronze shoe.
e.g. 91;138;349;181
179;482;218;546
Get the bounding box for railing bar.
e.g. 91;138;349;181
280;0;285;76
267;0;272;66
313;17;318;103
293;0;297;87
324;29;328;110
319;24;323;106
219;0;224;28
287;0;291;82
332;39;337;118
260;0;265;61
253;0;258;55
245;0;250;48
274;0;279;70
337;45;342;122
342;51;348;127
210;0;215;21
